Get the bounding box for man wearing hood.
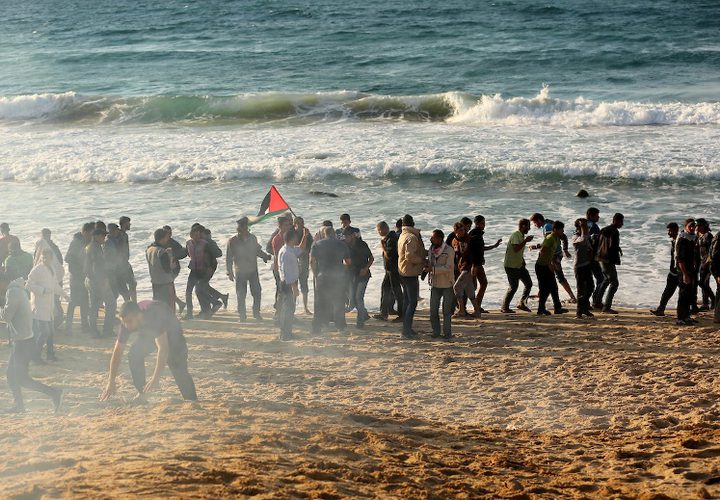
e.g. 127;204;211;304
398;214;427;339
676;218;698;325
427;229;455;339
65;222;94;334
0;271;64;414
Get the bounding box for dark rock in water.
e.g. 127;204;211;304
576;189;590;198
309;191;339;198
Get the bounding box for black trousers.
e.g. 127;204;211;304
7;338;57;409
312;273;347;333
574;265;595;314
380;269;403;316
656;273;678;313
127;333;197;401
677;278;697;321
536;263;561;312
591;261;605;306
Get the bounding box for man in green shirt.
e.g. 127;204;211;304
501;219;534;313
535;221;569;315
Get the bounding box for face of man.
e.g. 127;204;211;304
455;226;466;239
95;234;106;244
120;312;143;332
295;218;304;231
430;233;442;248
615;219;625;229
377;226;388;238
589;212;599;223
159;235;171;247
341;218;350;229
520;222;530;235
697;224;707;235
475;219;486;231
668;227;678;239
121;221;131;231
553;227;565;238
686;221;696;234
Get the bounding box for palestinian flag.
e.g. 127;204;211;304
248;185;292;225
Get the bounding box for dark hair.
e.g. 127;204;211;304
95;221;106;231
453;221;465;232
118;301;141;318
376;221;389;231
586;207;599;218
340;213;351;221
119;216;131;224
460;217;472;226
432;229;444;240
82;222;96;233
530;213;544;223
396;218;403;229
321;220;333;227
552;220;565;231
153;228;169;244
518;218;530;228
684;218;696;227
402;214;414;227
574;218;587;231
613;213;625;223
696;218;708;228
284;228;298;243
163;225;172;232
666;222;679;231
474;215;485;224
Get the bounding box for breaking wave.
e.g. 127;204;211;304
1;87;719;127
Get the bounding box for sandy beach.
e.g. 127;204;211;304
1;308;720;498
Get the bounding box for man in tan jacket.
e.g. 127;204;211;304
427;229;455;339
398;214;427;339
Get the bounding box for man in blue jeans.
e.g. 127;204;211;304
344;228;374;328
397;215;427;339
226;217;271;321
427;229;455;339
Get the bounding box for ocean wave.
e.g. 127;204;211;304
1;88;719;127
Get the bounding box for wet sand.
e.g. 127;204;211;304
2;308;720;498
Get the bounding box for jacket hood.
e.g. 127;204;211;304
402;226;421;237
8;277;25;289
678;230;697;242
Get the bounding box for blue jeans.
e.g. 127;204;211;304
235;270;262;319
354;275;370;325
430;287;454;337
400;276;419;336
33;319;54;358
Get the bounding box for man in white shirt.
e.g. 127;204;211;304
277;228;307;340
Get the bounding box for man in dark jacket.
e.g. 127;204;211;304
85;227;117;337
594;213;624;314
651;223;680;317
676;218;698;325
65;222;94;333
374;221;403;321
163;225;188;314
146;228;176;309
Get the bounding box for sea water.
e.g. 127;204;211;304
1;0;719;310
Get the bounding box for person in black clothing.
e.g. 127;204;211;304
676;218;698;325
587;207;605;308
65;222;94;334
695;218;715;311
651;222;680;317
163;225;189;314
446;217;472;312
201;228;228;313
468;215;502;314
310;226;351;334
594;213;624;314
374;221;403;321
345;228;374;328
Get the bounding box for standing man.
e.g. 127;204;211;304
696;219;715;312
710;230;720;324
427;229;455;339
651;222;680;317
294;217;313;315
398;214;427;339
572;218;595;318
501;219;534;313
163;225;188;314
269;216;293;316
310;226;350;334
201;227;228;311
226;217;270;321
676;218;698;326
4;240;33;282
26;248;67;362
33;228;65;328
344;228;374;328
276;229;306;340
105;223;127;302
118;216;137;303
85;227;117;338
146;228;177;309
374;221;403;322
0;272;64;414
468;215;502;314
594;213;625;314
336;213;361;241
100;300;197;402
535;221;567;316
65;222;94;333
530;213;577;304
185;224;215;320
587;208;605;309
0;223;20;268
451;222;481;318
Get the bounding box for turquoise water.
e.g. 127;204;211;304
1;0;719;309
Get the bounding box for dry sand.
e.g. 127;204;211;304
2;308;720;498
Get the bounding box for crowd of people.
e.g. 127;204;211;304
1;208;719;411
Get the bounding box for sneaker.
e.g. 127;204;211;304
650;309;665;317
212;301;223;314
554;308;569;315
253;313;263;321
516;304;531;312
584;311;595;318
177;300;186;315
500;308;515;314
391;316;403;323
676;319;691;326
537;309;551;316
52;389;65;415
602;308;619;315
221;294;229;310
373;314;388;321
238;315;247;323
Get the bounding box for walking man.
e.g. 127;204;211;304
501;219;534;313
398;215;427;339
226;217;270;321
651;222;680;317
65;222;94;333
535;221;567;315
676;218;698;325
310;226;350;334
85;227;117;337
595;213;625;314
146;228;177;309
